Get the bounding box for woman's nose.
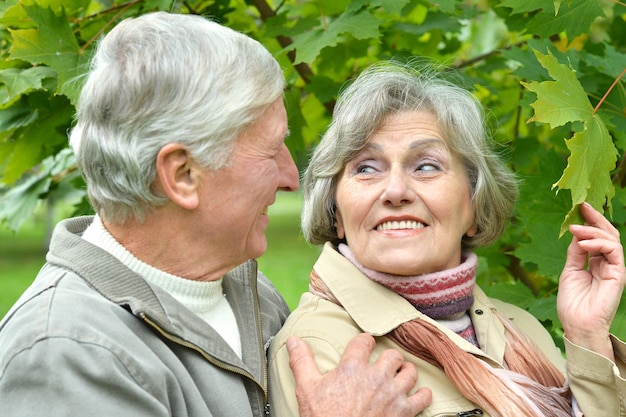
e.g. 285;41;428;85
380;169;415;206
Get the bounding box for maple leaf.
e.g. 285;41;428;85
500;0;603;39
288;10;380;64
8;3;88;105
522;48;617;236
0;67;57;105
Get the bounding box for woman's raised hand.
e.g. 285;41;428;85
557;202;626;360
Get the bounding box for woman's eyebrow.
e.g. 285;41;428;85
410;138;445;150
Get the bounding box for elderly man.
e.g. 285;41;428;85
0;12;430;417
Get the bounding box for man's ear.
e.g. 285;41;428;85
155;143;200;210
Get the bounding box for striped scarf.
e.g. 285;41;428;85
338;243;479;346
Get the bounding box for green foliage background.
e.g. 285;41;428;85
1;0;626;348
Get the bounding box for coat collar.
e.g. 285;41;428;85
47;216;267;382
314;242;506;364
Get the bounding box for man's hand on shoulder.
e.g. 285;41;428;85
287;333;432;417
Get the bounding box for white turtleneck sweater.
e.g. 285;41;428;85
81;215;242;357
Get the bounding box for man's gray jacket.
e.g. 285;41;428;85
0;216;290;417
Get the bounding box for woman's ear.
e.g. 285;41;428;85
335;207;346;239
466;222;478;238
155;143;200;210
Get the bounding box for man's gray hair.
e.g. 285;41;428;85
69;12;285;223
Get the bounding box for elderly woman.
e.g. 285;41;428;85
268;61;626;417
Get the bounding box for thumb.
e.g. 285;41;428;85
287;336;320;383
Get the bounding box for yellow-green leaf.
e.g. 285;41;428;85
522;48;617;235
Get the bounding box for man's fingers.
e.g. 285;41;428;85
287;336;320;382
408;387;433;415
373;352;432;416
392;360;419;393
289;334;433;417
336;333;377;368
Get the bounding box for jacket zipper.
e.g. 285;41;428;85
141;306;271;416
252;273;271;416
243;259;272;416
139;313;264;387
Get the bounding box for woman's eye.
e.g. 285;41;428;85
353;159;380;174
357;164;376;174
416;161;440;172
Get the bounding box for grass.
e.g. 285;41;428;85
0;192;320;318
258;192;321;309
0;215;49;318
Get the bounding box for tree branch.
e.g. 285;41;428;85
250;0;313;84
506;254;541;296
249;0;336;114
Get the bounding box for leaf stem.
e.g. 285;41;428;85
249;0;335;113
593;68;626;114
79;0;141;54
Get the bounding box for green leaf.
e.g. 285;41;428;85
500;0;603;38
0;147;75;231
611;296;626;340
528;294;558;323
8;3;89;105
499;0;548;13
0;0;20;18
429;0;457;14
0;173;51;231
523;50;592;128
556;120;617;224
371;0;412;15
290;10;381;64
394;10;461;37
513;147;572;278
483;281;535;309
0;66;57;104
1;93;73;184
582;45;626;80
522;48;617;235
318;0;351;16
526;0;603;39
0;97;38;132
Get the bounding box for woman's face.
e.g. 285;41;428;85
334;111;476;276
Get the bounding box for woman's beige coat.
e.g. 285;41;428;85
268;243;626;417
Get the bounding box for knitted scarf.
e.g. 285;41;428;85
338;244;479;346
309;245;572;417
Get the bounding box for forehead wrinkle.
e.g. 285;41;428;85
362;142;382;152
409;138;446;149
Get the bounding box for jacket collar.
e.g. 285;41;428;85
314;242;506;363
46;216;266;382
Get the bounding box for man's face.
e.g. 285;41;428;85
197;98;299;267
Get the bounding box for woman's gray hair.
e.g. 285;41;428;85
301;61;518;248
69;12;285;224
